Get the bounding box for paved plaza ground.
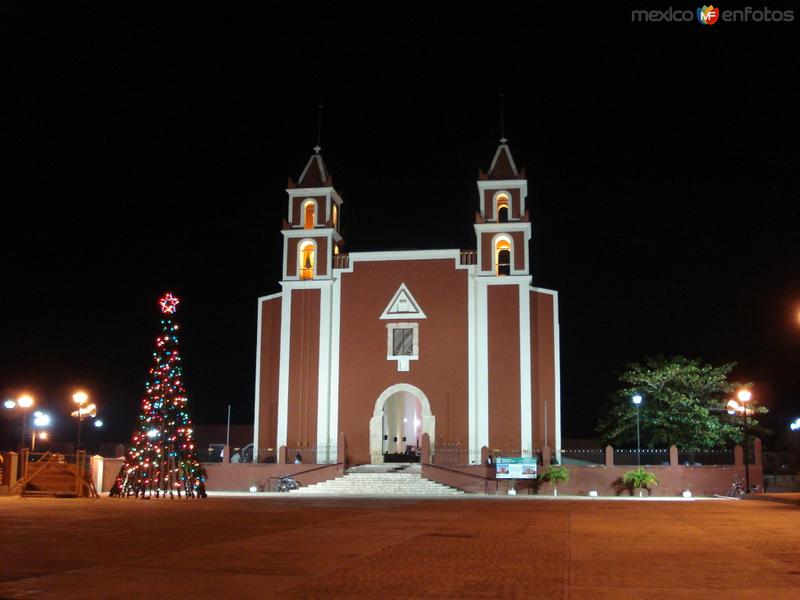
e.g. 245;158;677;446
0;495;799;599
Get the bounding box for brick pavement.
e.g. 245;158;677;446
0;496;798;599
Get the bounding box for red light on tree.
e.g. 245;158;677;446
159;292;180;314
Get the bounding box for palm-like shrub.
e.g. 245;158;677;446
621;467;658;495
541;465;569;496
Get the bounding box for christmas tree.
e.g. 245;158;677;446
112;293;206;498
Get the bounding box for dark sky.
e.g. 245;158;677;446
1;3;798;450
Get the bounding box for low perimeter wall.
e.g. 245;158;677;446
202;462;344;492
423;463;763;497
87;456;344;493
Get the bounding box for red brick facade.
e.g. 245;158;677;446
254;144;561;465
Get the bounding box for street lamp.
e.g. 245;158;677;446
727;389;754;493
790;418;800;431
11;395;35;450
71;391;96;455
32;411;51;451
632;394;643;466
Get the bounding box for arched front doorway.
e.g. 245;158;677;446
369;384;435;464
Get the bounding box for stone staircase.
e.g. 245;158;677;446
22;461;79;497
11;452;98;498
290;463;464;496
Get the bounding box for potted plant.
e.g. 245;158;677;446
621;467;658;497
541;465;569;496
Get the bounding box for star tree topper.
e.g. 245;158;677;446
159;292;180;314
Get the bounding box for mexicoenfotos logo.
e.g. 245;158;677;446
632;6;795;23
697;5;720;25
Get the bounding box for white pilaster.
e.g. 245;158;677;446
329;275;341;456
475;279;489;450
276;288;293;448
253;297;265;459
467;270;478;460
316;281;333;463
518;284;532;456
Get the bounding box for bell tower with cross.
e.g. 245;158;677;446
281;145;344;282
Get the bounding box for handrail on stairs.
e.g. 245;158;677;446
10;450;98;498
266;462;344;491
422;462;495;494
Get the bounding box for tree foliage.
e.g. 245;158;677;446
596;356;767;452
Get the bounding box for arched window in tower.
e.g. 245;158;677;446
496;193;510;223
303;200;316;229
299;240;316;280
495;237;512;276
332;203;338;230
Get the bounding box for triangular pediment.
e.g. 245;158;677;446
380;283;427;320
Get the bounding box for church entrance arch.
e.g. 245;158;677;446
369;384;435;464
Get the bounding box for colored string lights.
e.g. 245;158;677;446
112;293;205;499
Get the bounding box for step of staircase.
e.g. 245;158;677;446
21;463;84;497
291;466;464;496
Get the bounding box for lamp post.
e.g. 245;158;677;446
32;411;51;451
737;389;752;493
14;395;35;450
727;389;753;493
71;391;96;456
632;394;643;466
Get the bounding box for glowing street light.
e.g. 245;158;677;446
7;395;35;449
71;391;96;454
632;394;643;466
31;411;51;451
727;388;754;493
790;418;800;431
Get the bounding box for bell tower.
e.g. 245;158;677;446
282;146;344;282
474;140;531;277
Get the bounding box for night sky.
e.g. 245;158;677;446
2;3;798;450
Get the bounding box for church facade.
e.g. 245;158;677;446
253;142;561;465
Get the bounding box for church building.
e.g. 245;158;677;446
253;140;561;465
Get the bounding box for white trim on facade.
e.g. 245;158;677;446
297;155;328;189
518;284;532;456
297;238;318;281
490;232;513;276
380;283;428;320
491;189;516;222
531;286;562;453
282;229;338;281
315;281;334;463
474;278;489;451
385;322;420;371
276;287;293;448
369;383;435;464
488;145;519;177
329;274;342;448
477;179;529;217
253;296;266;459
474;222;531;276
467;269;477;460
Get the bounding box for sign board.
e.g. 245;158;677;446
495;456;537;479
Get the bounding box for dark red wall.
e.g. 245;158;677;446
531;291;556;449
256;296;281;456
286;289;320;447
338;259;469;464
487;285;521;451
